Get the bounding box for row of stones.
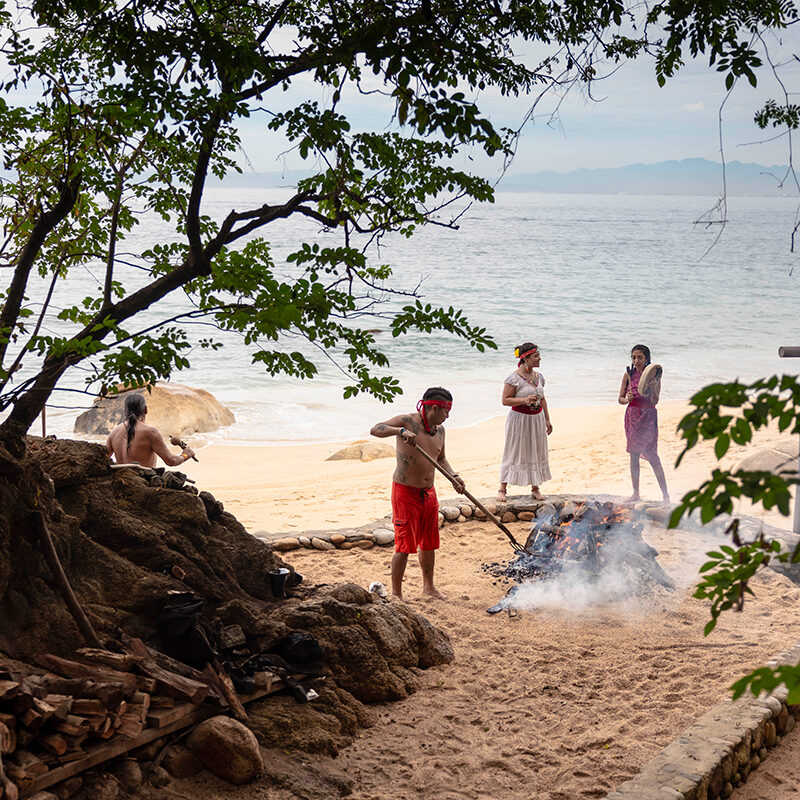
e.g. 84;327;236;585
267;498;545;552
266;495;676;553
606;640;800;800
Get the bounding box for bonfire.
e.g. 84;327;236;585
484;499;675;613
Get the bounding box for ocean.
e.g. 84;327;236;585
8;190;800;444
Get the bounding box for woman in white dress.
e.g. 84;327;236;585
497;342;552;501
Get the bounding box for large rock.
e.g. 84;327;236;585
186;716;262;784
248;684;374;757
735;439;799;477
271;583;454;703
73;382;234;436
326;440;394;462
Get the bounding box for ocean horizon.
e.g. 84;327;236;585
8;189;800;446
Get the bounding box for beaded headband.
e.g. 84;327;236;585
515;346;539;365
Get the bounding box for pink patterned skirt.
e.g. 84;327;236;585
625;397;658;462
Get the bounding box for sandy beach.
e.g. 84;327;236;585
173;401;799;799
185;401;793;534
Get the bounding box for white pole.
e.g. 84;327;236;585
794;438;800;535
778;347;800;534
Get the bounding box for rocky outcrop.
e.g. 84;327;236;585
271;583;453;703
1;437;453;708
326;440;394;462
73;382;235;436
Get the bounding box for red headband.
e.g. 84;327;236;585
416;398;452;434
517;347;538;364
417;399;452;410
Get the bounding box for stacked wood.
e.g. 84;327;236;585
0;644;223;797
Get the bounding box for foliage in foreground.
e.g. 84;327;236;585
671;374;800;699
0;0;797;445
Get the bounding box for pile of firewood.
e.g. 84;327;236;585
0;639;245;800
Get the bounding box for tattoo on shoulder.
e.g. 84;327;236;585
404;416;419;434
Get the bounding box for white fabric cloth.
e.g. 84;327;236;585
499;371;551;487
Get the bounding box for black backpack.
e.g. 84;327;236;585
275;632;324;673
157;593;215;669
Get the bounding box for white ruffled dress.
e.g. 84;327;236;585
499;371;551;487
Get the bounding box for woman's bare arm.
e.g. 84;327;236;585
502;382;535;407
541;397;553;434
618;373;631;404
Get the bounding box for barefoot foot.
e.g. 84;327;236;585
625;493;640;503
422;587;448;600
531;486;546;501
496;489;507;502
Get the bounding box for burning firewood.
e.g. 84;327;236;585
485;499;676;613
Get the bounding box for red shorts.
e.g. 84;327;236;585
391;482;440;553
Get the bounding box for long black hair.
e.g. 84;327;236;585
124;393;147;448
627;344;652;377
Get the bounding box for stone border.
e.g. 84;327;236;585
606;642;800;800
253;493;681;553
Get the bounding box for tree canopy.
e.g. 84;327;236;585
0;0;797;447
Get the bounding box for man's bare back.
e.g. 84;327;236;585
106;395;194;467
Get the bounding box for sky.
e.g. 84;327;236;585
1;8;797;179
235;27;800;178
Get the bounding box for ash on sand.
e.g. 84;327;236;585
483;500;676;615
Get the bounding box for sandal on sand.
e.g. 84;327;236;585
496;489;507;502
531;487;546;501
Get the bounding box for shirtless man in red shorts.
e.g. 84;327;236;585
370;387;465;601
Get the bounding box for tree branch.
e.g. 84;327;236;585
0;173;82;368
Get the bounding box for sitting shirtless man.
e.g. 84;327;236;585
370;387;465;601
106;393;195;467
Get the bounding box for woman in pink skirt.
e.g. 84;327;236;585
618;344;669;503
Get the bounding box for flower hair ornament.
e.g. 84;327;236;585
416;398;452;434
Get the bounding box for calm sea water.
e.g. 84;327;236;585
9;190;800;443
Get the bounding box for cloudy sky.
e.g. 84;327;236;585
237;30;800;177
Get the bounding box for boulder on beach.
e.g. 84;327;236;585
73;382;235;437
326;440;394;462
735;439;799;477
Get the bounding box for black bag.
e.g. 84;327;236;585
157;593;215;669
275;632;324;673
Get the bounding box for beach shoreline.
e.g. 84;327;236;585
182;400;793;534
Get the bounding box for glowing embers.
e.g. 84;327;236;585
524;500;633;562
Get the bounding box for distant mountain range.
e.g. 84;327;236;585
495;158;793;196
213;158;794;196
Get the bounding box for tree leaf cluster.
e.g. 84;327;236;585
671;373;800;699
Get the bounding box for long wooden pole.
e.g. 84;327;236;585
412;443;528;553
30;510;102;648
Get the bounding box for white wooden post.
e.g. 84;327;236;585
778;347;800;534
